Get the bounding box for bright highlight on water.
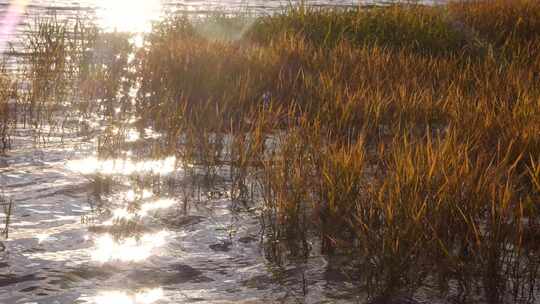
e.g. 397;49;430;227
91;231;169;263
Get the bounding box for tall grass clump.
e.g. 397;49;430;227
0;68;15;153
13;16;135;143
127;0;540;301
15;16;102;142
449;0;540;45
247;4;469;55
0;192;12;239
449;0;540;66
20;17;72;133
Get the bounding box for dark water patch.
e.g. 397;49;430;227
209;240;233;252
238;235;258;244
183;297;206;302
4;180;37;188
33;183;90;200
242;274;274;290
323;267;352;283
0;273;45;288
63;266;115;282
19;286;40;292
368;295;421;304
126;264;214;286
162;215;206;228
22;247;46;253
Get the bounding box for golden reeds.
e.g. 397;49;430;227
131;1;540;299
2;0;539;301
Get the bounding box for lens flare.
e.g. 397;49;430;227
0;0;30;51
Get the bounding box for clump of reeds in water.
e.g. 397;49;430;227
0;63;16;154
0;192;13;241
17;16;81;141
5;15;138;145
0;0;537;302
130;1;540;301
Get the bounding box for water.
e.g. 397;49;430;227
0;0;449;50
0;120;357;303
0;0;365;49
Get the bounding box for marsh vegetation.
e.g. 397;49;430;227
1;0;540;303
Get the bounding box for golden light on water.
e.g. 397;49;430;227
91;231;169;263
96;0;163;32
104;198;177;225
66;156;176;176
36;233;50;244
94;288;164;304
105;208;135;223
124;189;155;202
140;198;176;215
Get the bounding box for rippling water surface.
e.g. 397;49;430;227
0;94;365;303
0;120;347;304
0;0;368;46
0;0;446;46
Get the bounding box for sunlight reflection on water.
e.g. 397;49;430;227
125;189;154;201
104;198;177;225
95;0;162;33
140;198;176;215
66;156;176;175
91;230;169;263
93;288;164;304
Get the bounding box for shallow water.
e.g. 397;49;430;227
0;0;446;51
0;119;366;303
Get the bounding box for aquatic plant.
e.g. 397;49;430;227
0;66;15;154
246;3;470;55
0;192;12;239
3;0;540;302
131;1;540;300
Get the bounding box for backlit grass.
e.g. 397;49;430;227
132;1;540;300
2;0;540;302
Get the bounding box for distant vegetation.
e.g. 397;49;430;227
1;0;540;302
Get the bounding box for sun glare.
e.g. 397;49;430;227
91;231;169;263
66;156;177;176
96;0;162;33
94;288;164;304
103;198;177;225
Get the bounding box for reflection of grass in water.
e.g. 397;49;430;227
0;193;13;242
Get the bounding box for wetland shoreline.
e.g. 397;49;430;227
1;1;540;303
